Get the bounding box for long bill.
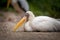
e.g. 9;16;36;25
7;0;11;8
13;16;27;32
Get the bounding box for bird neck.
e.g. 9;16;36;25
29;14;35;21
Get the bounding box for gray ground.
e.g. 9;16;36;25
0;11;60;40
0;31;60;40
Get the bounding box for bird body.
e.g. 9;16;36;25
24;11;60;32
13;11;60;32
25;16;60;32
11;0;29;12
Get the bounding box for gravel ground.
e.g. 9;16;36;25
0;31;60;40
0;11;25;31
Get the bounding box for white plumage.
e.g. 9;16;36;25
24;11;60;32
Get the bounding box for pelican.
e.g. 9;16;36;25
7;0;29;12
13;11;60;32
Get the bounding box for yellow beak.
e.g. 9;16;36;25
13;16;27;32
7;0;11;8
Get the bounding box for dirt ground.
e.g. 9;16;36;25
0;31;60;40
0;11;25;31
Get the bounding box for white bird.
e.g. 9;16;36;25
13;11;60;32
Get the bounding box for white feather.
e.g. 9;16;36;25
24;11;60;32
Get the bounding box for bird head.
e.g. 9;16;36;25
26;11;35;21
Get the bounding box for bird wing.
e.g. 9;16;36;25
30;16;58;31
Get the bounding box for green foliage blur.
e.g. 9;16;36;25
27;0;60;18
0;0;60;18
0;0;7;8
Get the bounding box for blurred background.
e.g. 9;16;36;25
0;0;60;18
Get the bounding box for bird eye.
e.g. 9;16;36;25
25;13;29;17
25;13;29;21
